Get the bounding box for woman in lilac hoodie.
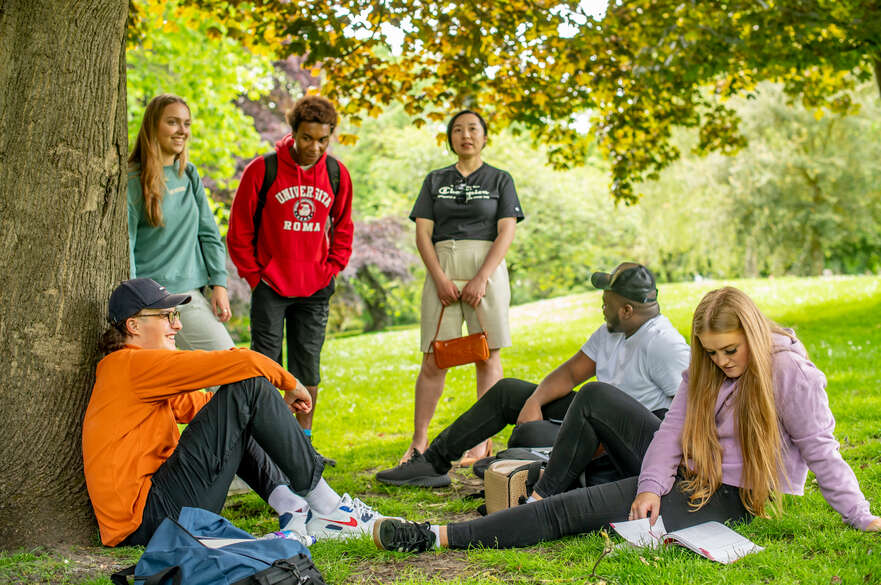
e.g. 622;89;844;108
373;287;880;552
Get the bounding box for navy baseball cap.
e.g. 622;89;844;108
108;278;191;324
590;263;658;304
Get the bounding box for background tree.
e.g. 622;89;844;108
0;0;130;547
127;0;275;223
337;218;418;332
724;83;881;276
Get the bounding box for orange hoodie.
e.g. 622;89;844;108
82;346;296;546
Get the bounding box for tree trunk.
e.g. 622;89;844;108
0;0;129;548
874;57;881;101
357;266;390;332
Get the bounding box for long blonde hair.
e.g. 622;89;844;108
128;94;190;227
680;287;793;517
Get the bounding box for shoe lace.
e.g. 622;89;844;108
392;521;433;552
399;449;426;468
348;496;377;521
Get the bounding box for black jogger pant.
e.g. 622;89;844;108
119;376;324;546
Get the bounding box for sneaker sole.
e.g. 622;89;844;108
308;527;369;541
372;518;396;550
372;518;385;549
375;474;451;488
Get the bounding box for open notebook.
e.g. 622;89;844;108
609;517;763;564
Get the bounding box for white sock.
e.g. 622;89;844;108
267;485;308;516
429;525;442;549
304;478;342;514
526;495;537;504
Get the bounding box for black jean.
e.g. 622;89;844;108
424;378;665;493
447;478;750;549
118;376;324;546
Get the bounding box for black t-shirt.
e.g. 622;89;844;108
409;163;524;242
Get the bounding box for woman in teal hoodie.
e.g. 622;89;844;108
127;94;233;351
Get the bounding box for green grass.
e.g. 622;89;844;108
3;275;881;584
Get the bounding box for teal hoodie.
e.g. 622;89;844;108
128;161;228;293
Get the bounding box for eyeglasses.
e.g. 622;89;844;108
138;310;181;325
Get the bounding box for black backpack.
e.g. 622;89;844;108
251;153;341;247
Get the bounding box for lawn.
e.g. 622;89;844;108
2;275;881;584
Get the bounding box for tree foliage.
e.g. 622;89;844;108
723;83;881;276
335;81;881;321
127;0;274;193
174;0;880;204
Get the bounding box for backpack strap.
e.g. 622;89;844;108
324;154;340;197
231;554;326;585
110;565;134;585
252;152;278;248
323;154;341;239
110;565;181;585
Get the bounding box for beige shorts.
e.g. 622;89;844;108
420;239;512;353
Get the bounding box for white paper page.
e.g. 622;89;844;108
609;516;668;548
667;521;763;564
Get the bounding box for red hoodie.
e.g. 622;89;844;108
228;135;354;297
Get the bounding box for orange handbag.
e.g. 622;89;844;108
431;302;490;369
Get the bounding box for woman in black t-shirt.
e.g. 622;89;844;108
403;110;525;465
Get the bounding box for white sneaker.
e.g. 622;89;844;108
306;494;383;540
343;493;384;525
270;511;317;546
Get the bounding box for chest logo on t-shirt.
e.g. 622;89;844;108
438;184;490;203
275;186;331;233
282;198;320;232
293;198;316;222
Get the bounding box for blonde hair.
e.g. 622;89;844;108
680;286;793;517
128;94;190;227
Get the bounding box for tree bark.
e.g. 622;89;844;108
0;0;129;547
357;265;390;332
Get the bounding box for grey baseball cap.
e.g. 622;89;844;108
590;264;658;303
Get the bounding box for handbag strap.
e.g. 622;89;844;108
432;300;488;344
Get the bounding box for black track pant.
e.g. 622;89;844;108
445;384;750;549
119;376;324;546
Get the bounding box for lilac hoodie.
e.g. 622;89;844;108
638;333;877;530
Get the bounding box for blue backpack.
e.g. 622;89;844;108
110;507;325;585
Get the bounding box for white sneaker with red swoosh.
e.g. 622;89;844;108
305;493;382;540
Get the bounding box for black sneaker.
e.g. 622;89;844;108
375;450;451;487
373;518;436;553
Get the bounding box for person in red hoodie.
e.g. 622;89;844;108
228;96;353;439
